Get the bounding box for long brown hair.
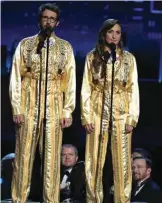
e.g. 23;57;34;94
92;19;124;76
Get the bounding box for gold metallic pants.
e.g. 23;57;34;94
12;118;62;203
12;80;63;203
85;120;132;203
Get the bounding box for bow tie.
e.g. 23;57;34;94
63;170;70;176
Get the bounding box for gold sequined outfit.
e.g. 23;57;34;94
9;33;76;203
81;50;139;203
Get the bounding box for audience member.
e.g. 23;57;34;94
1;153;15;200
131;155;162;203
60;144;86;203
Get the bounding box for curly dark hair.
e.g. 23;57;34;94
92;19;124;76
38;3;61;23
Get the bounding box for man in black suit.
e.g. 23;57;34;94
131;156;162;203
60;144;86;203
1;153;15;200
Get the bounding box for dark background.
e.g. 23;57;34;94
1;0;162;193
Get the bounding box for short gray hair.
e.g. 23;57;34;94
61;144;78;156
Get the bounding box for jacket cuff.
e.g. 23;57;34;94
62;109;72;119
12;107;21;116
81;118;91;126
126;116;137;128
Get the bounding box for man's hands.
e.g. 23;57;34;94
84;123;94;134
13;114;24;125
13;115;133;133
84;124;133;134
125;124;134;134
60;118;72;128
13;115;73;128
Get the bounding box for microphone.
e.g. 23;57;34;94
105;42;116;63
109;43;116;52
37;26;53;54
110;43;116;63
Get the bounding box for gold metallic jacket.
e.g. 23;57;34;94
81;50;139;128
9;33;76;118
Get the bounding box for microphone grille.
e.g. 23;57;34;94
109;43;116;51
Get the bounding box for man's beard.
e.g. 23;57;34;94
36;25;54;54
40;25;54;38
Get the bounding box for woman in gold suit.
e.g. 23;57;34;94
81;19;140;203
9;3;76;203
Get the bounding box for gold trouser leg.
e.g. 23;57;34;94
39;118;62;203
11;118;39;203
111;121;132;203
85;115;108;203
85;130;97;203
39;89;63;203
95;132;108;203
85;120;132;203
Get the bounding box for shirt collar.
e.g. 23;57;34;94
137;177;149;186
37;32;56;47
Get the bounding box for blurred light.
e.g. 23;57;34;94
132;16;143;20
159;42;162;83
133;0;144;2
148;20;152;27
103;15;108;19
147;32;151;39
152;21;155;27
154;33;157;39
160;33;162;39
24;12;28;17
74;25;79;29
84;2;88;6
147;32;162;40
150;1;162;14
0;178;3;184
158;33;161;39
82;25;89;30
81;31;88;35
133;8;144;11
148;20;156;27
104;4;109;10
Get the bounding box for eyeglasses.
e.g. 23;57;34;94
42;16;57;23
132;165;147;170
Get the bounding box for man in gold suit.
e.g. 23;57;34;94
81;19;140;203
9;3;76;203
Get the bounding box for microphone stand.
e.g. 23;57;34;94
104;49;116;201
96;50;116;199
40;34;50;203
108;49;116;146
98;50;116;149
